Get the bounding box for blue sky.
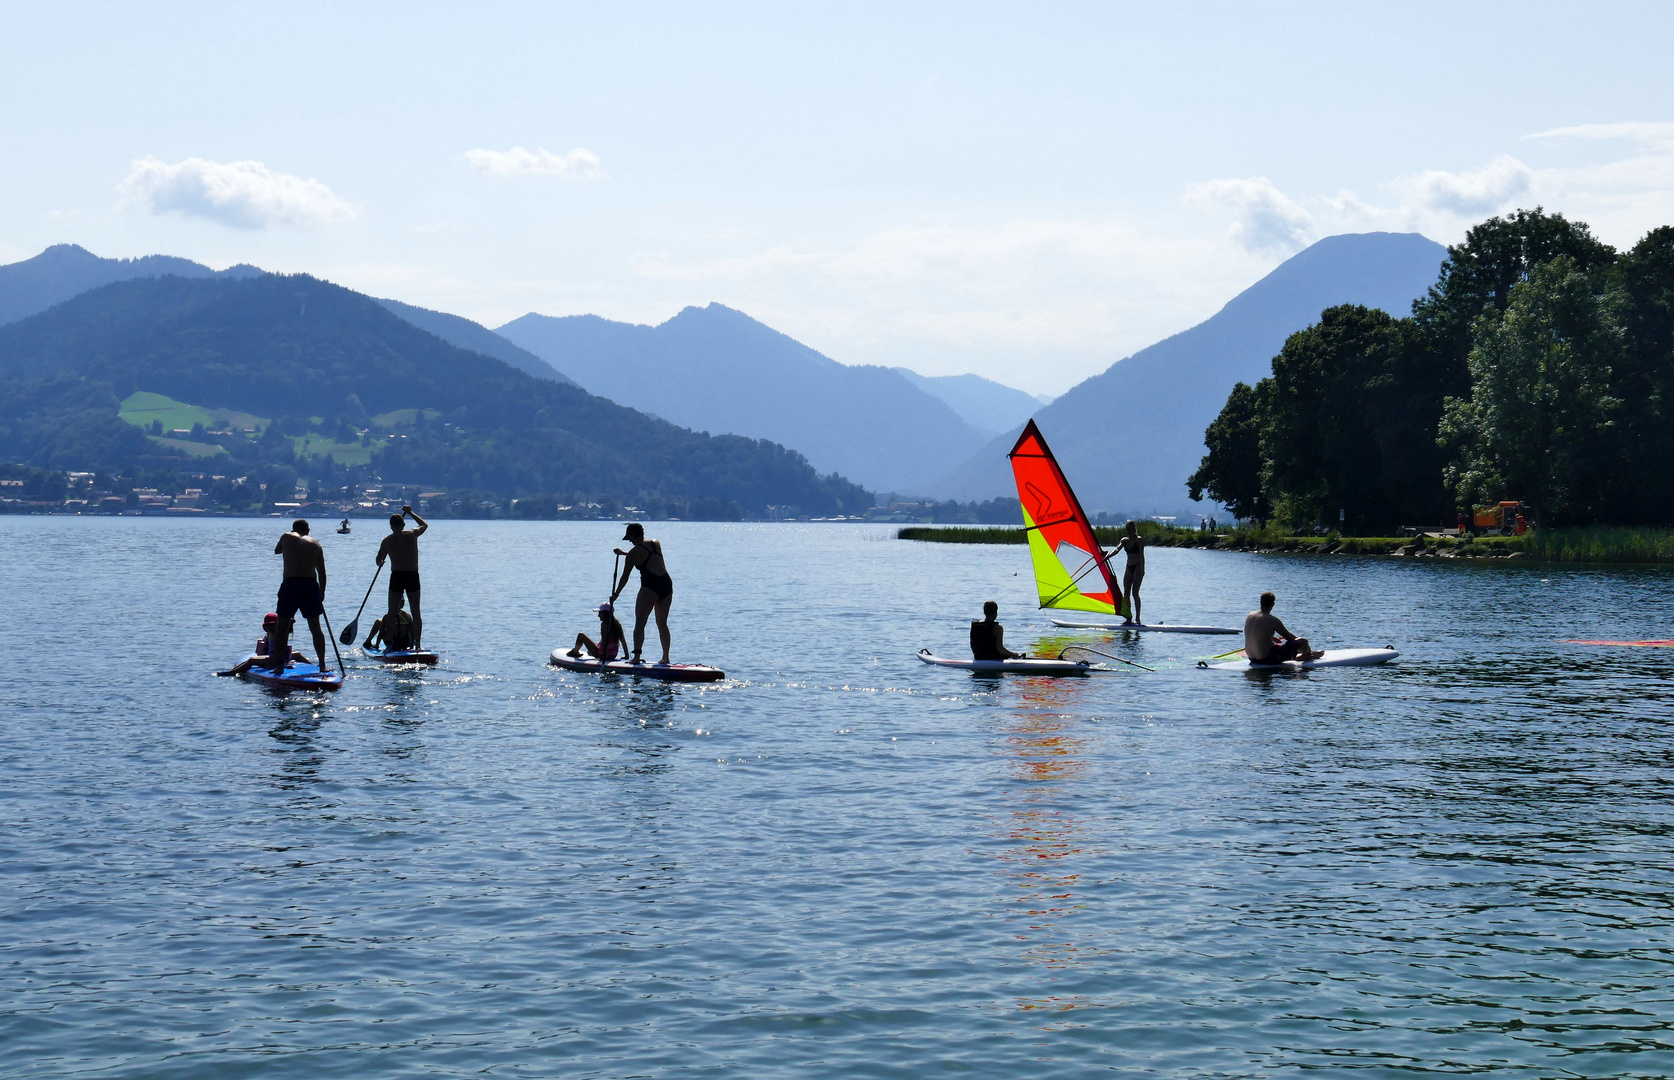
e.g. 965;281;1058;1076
2;1;1672;393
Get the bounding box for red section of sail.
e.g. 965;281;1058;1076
1008;419;1117;608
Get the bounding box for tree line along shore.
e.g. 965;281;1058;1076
1187;209;1674;536
899;522;1674;563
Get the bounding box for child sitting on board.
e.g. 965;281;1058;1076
364;608;416;652
567;602;628;662
222;613;313;675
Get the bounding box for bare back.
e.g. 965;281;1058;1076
1243;610;1290;662
378;530;421;572
276;532;324;580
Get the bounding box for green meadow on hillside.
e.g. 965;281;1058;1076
119;391;384;466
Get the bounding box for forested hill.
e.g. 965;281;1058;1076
0;274;873;517
1189;210;1674;531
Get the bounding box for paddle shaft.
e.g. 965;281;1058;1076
322;610;347;675
339;562;384;643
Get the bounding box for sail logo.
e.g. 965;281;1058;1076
1023;481;1055;522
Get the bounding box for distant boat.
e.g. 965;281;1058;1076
337;518;352;534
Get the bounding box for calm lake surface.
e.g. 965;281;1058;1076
5;517;1674;1078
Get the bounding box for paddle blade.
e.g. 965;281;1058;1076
339;617;358;644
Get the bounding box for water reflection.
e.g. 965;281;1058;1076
989;678;1101;998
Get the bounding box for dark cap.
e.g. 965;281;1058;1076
622;522;644;540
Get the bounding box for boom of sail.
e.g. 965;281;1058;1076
1007;419;1123;615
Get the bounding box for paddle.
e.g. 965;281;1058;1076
322;610;347;676
339;562;384;644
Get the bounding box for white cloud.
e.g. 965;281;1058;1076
1395;154;1533;216
1183;177;1314;255
1526;121;1674;150
118;156;353;229
463;146;604;180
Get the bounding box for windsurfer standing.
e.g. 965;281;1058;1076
1108;520;1145;625
971;601;1024;660
1243;591;1322;664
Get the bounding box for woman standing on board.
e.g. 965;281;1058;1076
612;523;674;664
1109;520;1145;625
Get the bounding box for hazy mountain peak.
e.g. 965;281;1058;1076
933;231;1449;514
498;304;988;492
0;243;268;326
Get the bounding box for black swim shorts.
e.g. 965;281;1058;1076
276;577;324;622
389;569;421;593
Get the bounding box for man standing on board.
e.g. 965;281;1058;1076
271;519;330;674
376;505;429;650
1243;591;1321;664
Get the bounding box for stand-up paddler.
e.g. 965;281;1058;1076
271;519;331;675
611;522;673;664
376;505;428;650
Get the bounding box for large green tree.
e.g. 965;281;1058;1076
1438;257;1624;523
1605;227;1674;517
1187;379;1269;522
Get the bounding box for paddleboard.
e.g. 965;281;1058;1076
548;649;725;682
1201;647;1398;671
1566;639;1674;647
917;648;1091;676
365;646;440;665
236;656;344;691
1051;618;1239;634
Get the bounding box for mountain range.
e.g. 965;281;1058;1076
891;368;1049;435
0;232;1452;518
933;232;1450;516
497;305;991;493
0;273;871;516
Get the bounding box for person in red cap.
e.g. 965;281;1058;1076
223;613;314;676
565;601;628;662
611;522;674;663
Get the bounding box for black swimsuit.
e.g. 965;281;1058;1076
634;543;673;598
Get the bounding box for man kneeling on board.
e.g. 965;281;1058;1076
566;602;629;662
1244;591;1322;664
971;601;1026;660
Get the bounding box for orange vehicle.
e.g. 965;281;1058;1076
1473;501;1528;535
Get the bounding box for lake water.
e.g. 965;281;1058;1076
5;517;1674;1078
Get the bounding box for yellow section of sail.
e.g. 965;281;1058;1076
1023;506;1118;615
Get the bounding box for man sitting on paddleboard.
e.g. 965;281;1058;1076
272;520;330;675
376;505;428;650
612;523;673;664
971;601;1025;660
565;601;628;662
1244;591;1321;664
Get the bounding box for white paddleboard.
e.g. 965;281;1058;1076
917;648;1091;676
549;649;725;682
1202;647;1399;671
1051;618;1240;634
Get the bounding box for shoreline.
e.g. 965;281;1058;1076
898;525;1674;564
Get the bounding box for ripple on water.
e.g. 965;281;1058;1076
2;518;1674;1077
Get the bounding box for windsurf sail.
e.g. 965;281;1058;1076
1008;420;1122;615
